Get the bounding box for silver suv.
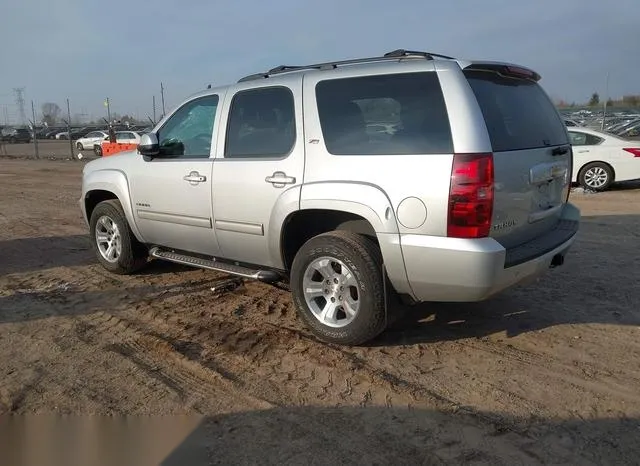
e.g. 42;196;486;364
80;49;580;346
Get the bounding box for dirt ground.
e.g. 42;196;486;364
1;159;639;465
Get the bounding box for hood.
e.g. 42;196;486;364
83;150;139;175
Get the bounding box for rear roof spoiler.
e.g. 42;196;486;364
463;62;541;82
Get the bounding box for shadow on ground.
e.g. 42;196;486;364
0;235;93;275
0;234;195;276
166;406;640;465
1;406;636;465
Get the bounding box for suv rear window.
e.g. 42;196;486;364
315;72;453;155
464;70;568;152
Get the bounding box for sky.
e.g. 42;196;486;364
0;0;638;124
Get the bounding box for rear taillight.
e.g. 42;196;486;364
623;148;640;157
447;153;494;239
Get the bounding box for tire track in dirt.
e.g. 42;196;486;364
73;311;274;413
455;339;640;403
5;262;639;424
108;283;493;419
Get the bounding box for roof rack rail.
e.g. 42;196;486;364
237;49;456;83
383;49;455;60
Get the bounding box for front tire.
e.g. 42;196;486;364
290;231;386;346
89;200;148;274
579;162;613;191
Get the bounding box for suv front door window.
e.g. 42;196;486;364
158;96;219;158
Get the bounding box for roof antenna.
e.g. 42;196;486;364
207;84;212;89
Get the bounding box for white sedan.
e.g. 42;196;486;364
94;131;143;156
114;131;142;143
568;127;640;191
76;131;108;151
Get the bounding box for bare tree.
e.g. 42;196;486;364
41;102;61;126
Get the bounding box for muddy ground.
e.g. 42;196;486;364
1;159;639;465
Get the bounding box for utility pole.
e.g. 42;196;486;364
160;82;166;117
31;100;39;159
13;87;27;126
105;98;111;124
152;95;156;123
601;72;610;131
2;105;8;125
66;98;77;161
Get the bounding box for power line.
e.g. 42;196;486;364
13;87;27;126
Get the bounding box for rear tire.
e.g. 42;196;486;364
89;200;148;274
579;162;613;191
77;142;84;150
290;231;386;346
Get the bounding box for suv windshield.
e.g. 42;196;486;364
464;70;568;152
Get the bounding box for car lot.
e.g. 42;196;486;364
0;159;639;462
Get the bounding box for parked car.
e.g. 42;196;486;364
80;49;579;345
568;127;640;190
76;131;109;150
45;128;64;139
93;131;143;156
113;131;142;144
1;128;32;143
616;121;640;140
610;118;640;136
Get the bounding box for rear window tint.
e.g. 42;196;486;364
315;72;453;155
464;70;568;151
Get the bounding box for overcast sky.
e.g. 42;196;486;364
0;0;638;124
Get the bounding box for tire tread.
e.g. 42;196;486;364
290;230;386;346
90;199;147;274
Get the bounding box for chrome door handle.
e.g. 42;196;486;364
577;150;589;153
183;171;206;184
265;171;296;186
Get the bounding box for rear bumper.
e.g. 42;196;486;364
398;203;580;302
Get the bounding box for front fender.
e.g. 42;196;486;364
82;169;143;242
299;181;413;296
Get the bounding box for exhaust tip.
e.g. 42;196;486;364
550;254;565;268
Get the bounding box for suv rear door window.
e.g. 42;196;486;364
224;87;296;158
315;72;453;155
464;70;568;152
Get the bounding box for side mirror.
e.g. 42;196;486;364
138;132;159;156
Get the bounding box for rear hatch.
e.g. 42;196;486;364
464;65;572;249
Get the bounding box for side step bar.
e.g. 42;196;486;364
149;247;280;283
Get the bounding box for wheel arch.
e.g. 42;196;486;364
275;181;412;296
83;169;143;241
